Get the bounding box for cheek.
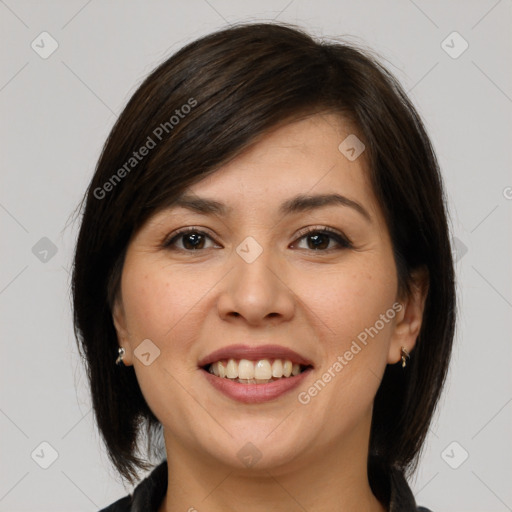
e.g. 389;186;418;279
120;259;212;430
302;256;397;345
294;262;397;432
121;259;209;344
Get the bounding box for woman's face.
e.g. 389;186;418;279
113;113;422;473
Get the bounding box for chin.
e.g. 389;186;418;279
196;419;312;472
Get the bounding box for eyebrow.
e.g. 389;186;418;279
170;193;372;223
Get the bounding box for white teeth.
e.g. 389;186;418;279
254;360;272;380
271;359;283;378
238;359;254;379
208;358;305;382
226;358;238;379
217;360;226;378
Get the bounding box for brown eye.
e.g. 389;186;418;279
293;227;352;251
306;233;330;250
163;229;218;251
180;232;206;250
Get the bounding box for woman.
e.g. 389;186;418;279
72;21;455;512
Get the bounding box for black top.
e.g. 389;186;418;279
99;460;432;512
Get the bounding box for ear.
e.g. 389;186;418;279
112;298;133;366
387;266;429;365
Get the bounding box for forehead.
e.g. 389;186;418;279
139;112;388;237
179;113;379;218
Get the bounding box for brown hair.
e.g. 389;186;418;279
72;21;456;486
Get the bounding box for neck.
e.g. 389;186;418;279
158;414;386;512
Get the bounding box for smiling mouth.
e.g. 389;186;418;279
202;358;313;384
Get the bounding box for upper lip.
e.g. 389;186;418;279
198;344;314;368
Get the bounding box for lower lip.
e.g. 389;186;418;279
201;368;313;404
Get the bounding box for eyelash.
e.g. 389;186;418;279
162;225;353;252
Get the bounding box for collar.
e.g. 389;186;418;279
102;459;430;512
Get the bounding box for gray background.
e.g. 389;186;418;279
1;1;511;511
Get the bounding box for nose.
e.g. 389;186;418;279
216;242;295;327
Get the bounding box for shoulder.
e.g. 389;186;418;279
98;460;168;512
382;462;433;512
98;494;132;511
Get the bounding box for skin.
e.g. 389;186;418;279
112;113;428;512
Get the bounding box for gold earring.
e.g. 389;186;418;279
400;346;410;368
